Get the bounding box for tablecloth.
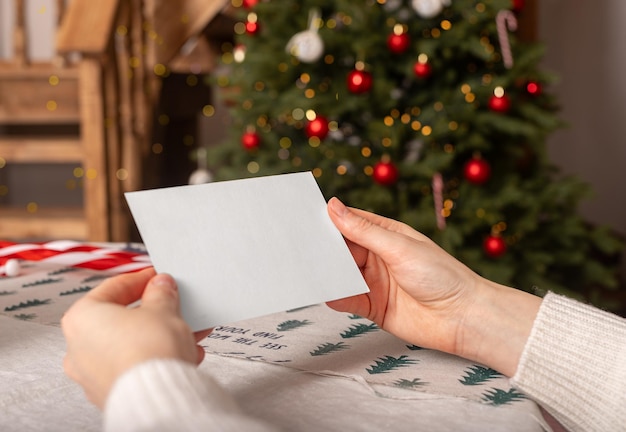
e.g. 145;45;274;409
0;241;559;431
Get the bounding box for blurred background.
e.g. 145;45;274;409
0;0;624;307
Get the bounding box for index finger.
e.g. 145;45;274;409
86;267;157;306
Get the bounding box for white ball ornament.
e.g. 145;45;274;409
412;0;450;19
286;32;324;63
5;259;21;277
286;9;324;63
189;169;214;185
188;148;214;185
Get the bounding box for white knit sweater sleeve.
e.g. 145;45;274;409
511;292;626;432
104;359;276;432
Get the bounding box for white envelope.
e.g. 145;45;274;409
125;172;369;331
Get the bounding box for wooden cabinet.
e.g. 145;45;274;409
1;0;229;242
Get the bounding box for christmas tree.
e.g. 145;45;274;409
208;0;623;305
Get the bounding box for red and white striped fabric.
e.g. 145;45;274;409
0;240;152;276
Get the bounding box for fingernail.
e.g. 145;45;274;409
329;197;348;216
152;273;176;290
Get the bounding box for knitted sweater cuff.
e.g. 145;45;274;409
511;292;626;432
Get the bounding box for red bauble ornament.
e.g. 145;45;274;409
488;94;511;113
387;33;410;54
241;131;261;150
525;81;542;97
242;0;258;8
245;20;260;35
413;61;432;79
347;69;373;94
464;157;491;185
372;160;399;186
305;116;329;140
483;235;507;258
512;0;525;12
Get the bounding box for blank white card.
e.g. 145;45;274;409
125;172;369;331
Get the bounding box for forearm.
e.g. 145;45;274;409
457;280;542;377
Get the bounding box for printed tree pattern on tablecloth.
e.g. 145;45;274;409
482;388;527;406
200;304;533;409
59;286;94;296
310;341;350;356
459;365;504;386
393;378;428;389
4;299;51;311
22;278;62;288
0;244;533;410
340;323;379;338
48;267;79;276
276;319;311;331
0;242;150;325
367;355;418;374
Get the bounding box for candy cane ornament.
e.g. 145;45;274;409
432;172;446;230
496;10;517;69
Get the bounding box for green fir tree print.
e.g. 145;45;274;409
393;378;427;389
406;344;425;351
48;267;78;276
348;314;363;320
276;319;311;331
482;388;526;406
459;365;504;386
14;313;37;321
0;290;17;296
286;305;314;313
22;278;62;288
5;299;51;311
366;355;417;374
82;274;110;283
340;323;379;339
310;341;349;356
59;286;93;296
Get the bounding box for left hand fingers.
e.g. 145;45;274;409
194;328;213;342
87;267;157;306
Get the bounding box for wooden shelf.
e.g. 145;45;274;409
0;206;87;240
0;136;82;163
0;66;80;124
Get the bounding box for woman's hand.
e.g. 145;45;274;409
326;197;541;376
62;268;211;409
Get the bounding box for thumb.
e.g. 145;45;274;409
327;197;407;258
141;273;181;315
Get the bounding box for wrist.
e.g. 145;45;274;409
457;280;542;377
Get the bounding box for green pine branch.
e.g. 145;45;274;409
0;290;16;296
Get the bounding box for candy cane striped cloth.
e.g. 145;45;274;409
0;240;152;276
